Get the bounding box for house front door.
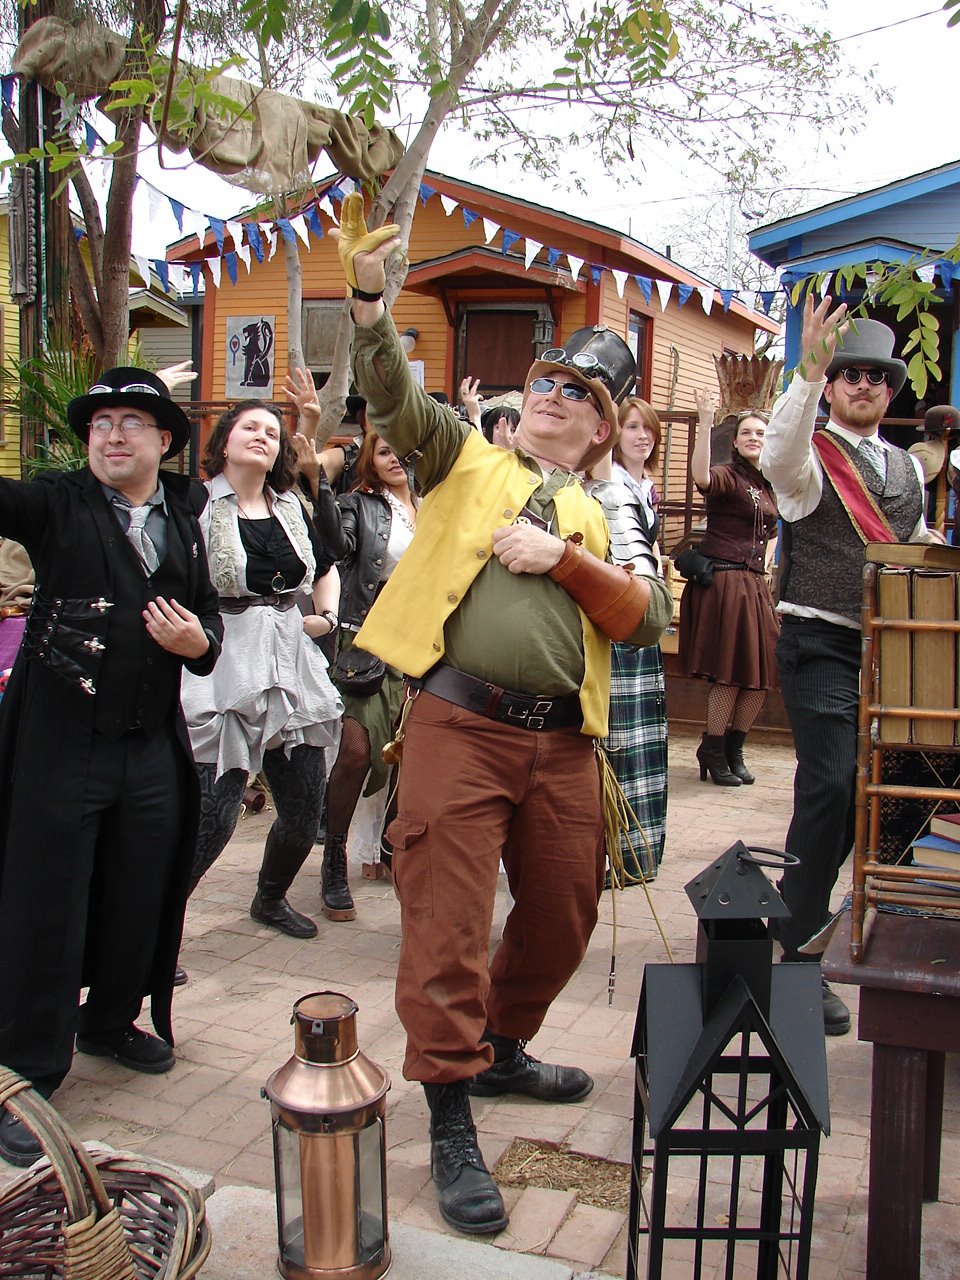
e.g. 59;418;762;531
458;308;538;394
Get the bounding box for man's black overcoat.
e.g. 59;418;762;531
0;467;222;1054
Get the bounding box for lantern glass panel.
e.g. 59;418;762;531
274;1118;306;1264
357;1117;386;1262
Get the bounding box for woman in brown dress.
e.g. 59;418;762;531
679;389;780;785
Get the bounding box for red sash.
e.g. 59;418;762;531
812;431;898;544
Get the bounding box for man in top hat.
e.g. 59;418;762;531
761;297;939;1036
333;196;672;1236
0;368;222;1167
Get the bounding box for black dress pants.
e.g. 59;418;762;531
0;727;184;1092
776;616;861;961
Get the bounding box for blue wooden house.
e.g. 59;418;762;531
749;160;960;412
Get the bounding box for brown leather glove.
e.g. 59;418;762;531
548;535;650;641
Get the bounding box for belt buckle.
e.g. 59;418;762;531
507;698;553;730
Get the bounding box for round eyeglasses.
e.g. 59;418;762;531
837;367;888;387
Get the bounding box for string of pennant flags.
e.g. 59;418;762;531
3;74;960;315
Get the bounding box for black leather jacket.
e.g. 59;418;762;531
336;489;392;630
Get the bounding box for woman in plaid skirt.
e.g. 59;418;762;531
587;397;668;881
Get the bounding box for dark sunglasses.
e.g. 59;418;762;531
530;376;595;405
837;367;888;387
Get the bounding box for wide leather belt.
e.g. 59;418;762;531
218;593;298;614
416;663;582;732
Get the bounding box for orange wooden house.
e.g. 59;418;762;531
167;170;777;541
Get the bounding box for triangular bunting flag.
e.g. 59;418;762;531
419;183;436;206
167;264;187;293
276;218;296;244
612;269;628;298
501;229;521;255
328;184;345;203
208;217;225;254
84;120;98;152
245;223;264;262
290;214;311;248
547;248;561;267
524;239;543;270
1;76;15;112
146;185;165;223
208;257;222;288
589;266;602;285
567;254;584;282
152;259;170;293
188;263;202;294
462;207;480;227
440;195;458;217
916;261;936;284
169;198;185;232
635;276;652;305
224;252;238;285
184;209;208;252
719;288;735;312
133;254;151;286
697;285;714;315
237;243;252;272
937;260;956;288
482;219;500;245
677;283;693;307
226;219;244;251
266;227;279;260
72;226;85;242
306;206;323;238
758;291;775;315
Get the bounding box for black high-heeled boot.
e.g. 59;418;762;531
724;729;755;784
696;734;741;786
321;832;356;921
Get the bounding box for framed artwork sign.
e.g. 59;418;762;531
226;315;275;398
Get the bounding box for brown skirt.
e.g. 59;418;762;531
678;567;780;690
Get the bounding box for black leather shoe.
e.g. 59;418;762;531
250;890;318;938
424;1082;508;1235
173;965;188;987
76;1026;175;1074
0;1112;42;1168
822;980;851;1036
470;1035;593;1102
321;833;357;922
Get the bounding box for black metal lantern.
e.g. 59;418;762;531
627;842;830;1280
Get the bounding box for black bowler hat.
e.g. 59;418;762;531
67;367;193;459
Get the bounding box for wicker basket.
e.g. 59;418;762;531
0;1067;211;1278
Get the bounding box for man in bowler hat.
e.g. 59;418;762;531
762;298;940;1035
334;196;673;1236
0;369;222;1167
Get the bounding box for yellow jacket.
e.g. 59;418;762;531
356;432;613;736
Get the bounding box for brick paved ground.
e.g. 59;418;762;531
5;728;959;1275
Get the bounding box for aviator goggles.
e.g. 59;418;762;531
87;382;161;397
529;376;597;407
540;348;615;391
835;367;888;387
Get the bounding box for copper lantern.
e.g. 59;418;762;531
264;991;391;1280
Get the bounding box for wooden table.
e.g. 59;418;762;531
822;912;960;1279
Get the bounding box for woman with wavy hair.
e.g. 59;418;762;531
587;395;668;881
180;399;343;942
320;431;418;919
680;392;780;786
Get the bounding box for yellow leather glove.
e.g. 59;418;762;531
337;192;401;291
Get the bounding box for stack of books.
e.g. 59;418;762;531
910;813;960;882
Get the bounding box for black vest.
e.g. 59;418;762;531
780;435;922;624
93;513;192;738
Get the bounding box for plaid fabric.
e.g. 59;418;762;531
604;641;668;877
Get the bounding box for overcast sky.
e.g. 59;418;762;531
120;2;960;278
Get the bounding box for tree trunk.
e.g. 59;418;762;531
283;233;306;374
